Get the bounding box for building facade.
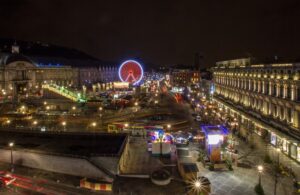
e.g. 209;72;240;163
170;68;200;87
0;53;77;101
213;58;300;162
0;48;118;101
79;66;118;86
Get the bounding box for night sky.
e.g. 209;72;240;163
0;0;299;67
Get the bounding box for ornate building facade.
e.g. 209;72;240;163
213;58;300;162
0;46;118;101
0;53;77;101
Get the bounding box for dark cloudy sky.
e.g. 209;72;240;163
0;0;299;67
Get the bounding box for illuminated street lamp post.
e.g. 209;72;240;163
99;107;103;129
134;102;139;112
62;121;66;131
194;180;201;188
257;165;263;186
9;142;14;172
167;124;171;131
32;120;38;129
194;179;202;194
154;100;158;113
90;122;97;131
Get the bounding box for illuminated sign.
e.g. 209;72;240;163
113;82;129;89
207;135;224;145
118;60;144;85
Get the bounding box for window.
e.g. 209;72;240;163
287;86;291;99
273;84;277;96
287;108;292;123
280;85;284;98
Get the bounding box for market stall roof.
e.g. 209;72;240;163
201;125;229;136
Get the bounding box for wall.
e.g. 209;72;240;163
0;148;113;182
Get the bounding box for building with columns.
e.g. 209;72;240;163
0;53;78;101
79;66;118;86
0;43;118;102
213;58;300;162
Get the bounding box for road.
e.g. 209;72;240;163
0;171;109;195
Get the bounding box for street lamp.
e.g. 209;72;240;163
194;180;201;188
91;122;97;127
167;124;171;130
8;142;14;172
72;106;76;110
257;165;263;186
32;120;38;125
62;121;66;131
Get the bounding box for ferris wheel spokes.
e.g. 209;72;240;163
124;71;137;83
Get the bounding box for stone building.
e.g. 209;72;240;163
213;58;300;162
170;68;200;87
79;66;118;86
0;53;78;101
0;44;118;101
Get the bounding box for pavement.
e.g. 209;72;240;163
189;139;296;195
120;137;163;174
186;97;298;195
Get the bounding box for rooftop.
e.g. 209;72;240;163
182;163;199;173
201;125;229;135
0;130;127;158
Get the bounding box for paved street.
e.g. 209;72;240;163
185;95;298;195
121;137;163;174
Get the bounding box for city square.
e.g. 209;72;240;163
0;1;299;195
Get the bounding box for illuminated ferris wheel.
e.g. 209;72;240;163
118;60;144;85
